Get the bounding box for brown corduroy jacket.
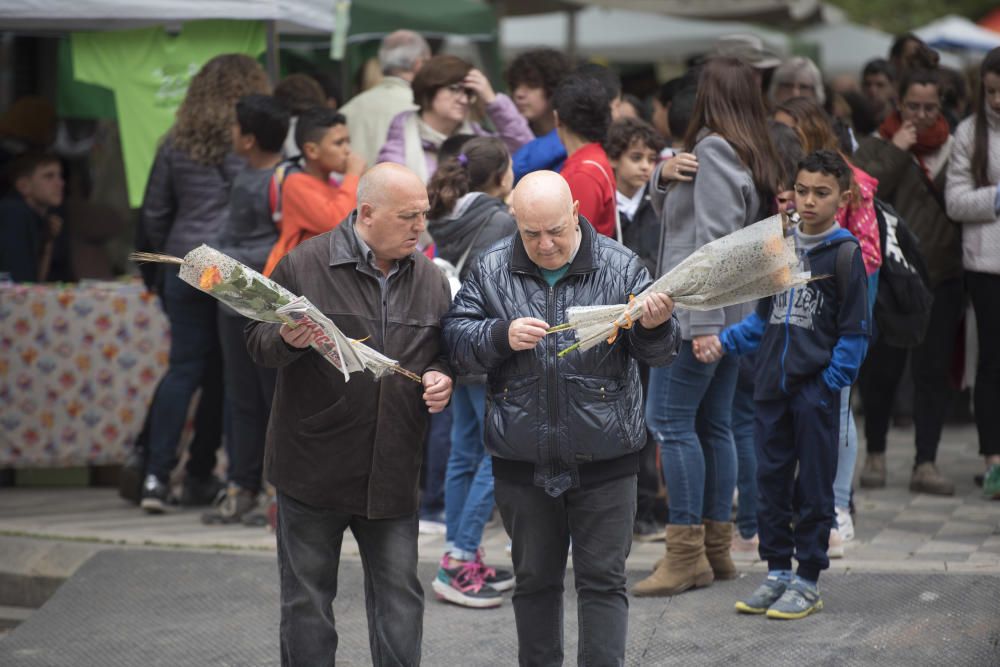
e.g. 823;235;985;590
246;215;452;518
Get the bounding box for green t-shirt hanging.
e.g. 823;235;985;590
72;20;266;208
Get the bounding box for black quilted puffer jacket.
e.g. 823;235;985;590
442;219;680;495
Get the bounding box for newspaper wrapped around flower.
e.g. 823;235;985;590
129;245;421;383
552;215;811;356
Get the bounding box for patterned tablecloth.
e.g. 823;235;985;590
0;281;169;467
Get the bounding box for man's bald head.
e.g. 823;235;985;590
511;171;581;270
511;170;574;222
356;163;430;272
357;162;425;208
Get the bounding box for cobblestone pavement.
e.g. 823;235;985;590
0;423;998;665
1;424;997;574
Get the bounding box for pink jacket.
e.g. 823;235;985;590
376;93;533;178
837;164;882;275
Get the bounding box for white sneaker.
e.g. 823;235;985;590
418;519;447;535
828;528;844;559
835;507;855;542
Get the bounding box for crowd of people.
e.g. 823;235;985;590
3;23;1000;667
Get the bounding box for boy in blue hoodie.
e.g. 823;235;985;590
697;150;869;619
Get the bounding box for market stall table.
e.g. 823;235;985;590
0;280;168;468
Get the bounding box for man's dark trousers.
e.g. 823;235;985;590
495;474;637;667
276;492;424;667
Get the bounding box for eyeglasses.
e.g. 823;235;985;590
444;83;477;101
902;101;940;115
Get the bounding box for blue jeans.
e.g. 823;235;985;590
419;406;452;519
732;368;758;539
276;492;423;667
496;475;636;667
146;269;223;482
443;383;494;560
833;386;858;510
646;341;739;526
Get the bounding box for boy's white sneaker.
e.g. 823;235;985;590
828;528;844;559
836;507;855;542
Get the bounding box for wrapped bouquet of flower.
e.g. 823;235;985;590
551;215;812;355
130;245;421;382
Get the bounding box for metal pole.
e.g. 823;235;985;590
265;20;280;84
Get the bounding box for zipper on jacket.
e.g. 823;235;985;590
546;284;559;474
780;287;794;395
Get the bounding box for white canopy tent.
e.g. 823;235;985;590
0;0;334;34
915;15;1000;54
499;6;790;64
564;0;822;24
796;20;962;78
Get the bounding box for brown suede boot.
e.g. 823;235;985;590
703;519;737;580
632;525;714;597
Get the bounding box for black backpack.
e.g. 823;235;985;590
871;198;934;347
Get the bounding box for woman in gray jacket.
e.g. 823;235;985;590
633;57;780;597
945;47;1000;499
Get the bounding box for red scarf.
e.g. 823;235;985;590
878;111;949;183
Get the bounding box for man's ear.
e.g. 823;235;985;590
553;110;562;129
572;199;580;219
357;201;375;226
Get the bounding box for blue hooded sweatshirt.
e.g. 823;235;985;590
512;129;566;182
720;226;870;401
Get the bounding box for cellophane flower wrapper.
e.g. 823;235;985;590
174;245;409;382
562;215;811;353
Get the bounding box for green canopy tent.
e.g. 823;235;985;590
339;0;501;96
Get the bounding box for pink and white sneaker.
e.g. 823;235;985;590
431;553;502;608
475;548;514;592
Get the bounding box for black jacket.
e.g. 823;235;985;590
442;219;680;495
619;184;660;277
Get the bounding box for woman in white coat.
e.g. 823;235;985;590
945;46;1000;499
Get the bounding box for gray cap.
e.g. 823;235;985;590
713;33;782;69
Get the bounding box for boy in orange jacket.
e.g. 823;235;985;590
263;107;365;275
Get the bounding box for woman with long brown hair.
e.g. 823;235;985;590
139;54;270;512
634;56;780;598
946;46;1000;498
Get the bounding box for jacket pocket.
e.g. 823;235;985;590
486;376;540;460
798;376;835;411
299;395;354;436
563;374;640;463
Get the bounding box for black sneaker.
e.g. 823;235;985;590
180;475;226;507
140;474;172;514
